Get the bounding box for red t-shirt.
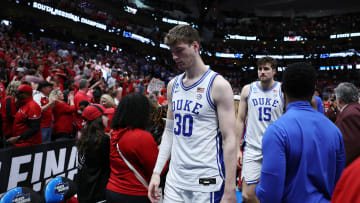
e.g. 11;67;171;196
53;101;75;134
43;63;50;79
158;96;167;106
13;98;42;147
105;107;115;133
56;69;66;88
0;51;5;59
9;73;17;82
0;82;5;100
74;91;90;109
107;128;159;196
74;90;91;129
324;101;331;116
33;93;53;128
332;156;360;203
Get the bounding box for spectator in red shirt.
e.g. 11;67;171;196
106;93;158;203
33;81;54;143
55;63;68;88
100;94;115;133
0;81;5;100
74;79;90;131
1;81;20;142
323;95;331;116
157;88;167;106
10;67;25;82
7;84;42;147
50;88;76;141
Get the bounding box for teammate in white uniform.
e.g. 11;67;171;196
148;25;237;203
236;57;284;203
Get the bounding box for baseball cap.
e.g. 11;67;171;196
82;104;111;121
16;67;25;72
37;81;53;91
17;84;33;95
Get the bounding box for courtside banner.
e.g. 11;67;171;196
0;140;78;194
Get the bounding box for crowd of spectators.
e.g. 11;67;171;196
0;21;177;147
1;6;360;147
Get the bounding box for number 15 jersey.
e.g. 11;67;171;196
167;69;224;192
244;81;284;152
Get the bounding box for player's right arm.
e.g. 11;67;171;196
235;84;250;167
148;78;175;203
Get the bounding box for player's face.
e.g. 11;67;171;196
258;63;276;82
170;41;197;70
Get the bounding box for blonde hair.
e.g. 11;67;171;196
49;88;62;101
164;25;201;47
6;81;21;98
100;94;115;108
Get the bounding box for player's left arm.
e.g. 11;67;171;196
212;75;237;202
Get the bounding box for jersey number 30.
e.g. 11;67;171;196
174;114;193;137
258;107;271;121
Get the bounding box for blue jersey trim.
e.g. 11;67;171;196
242;116;248;149
246;179;260;185
213;182;224;203
171;76;179;100
216;133;225;180
206;73;219;110
255;81;278;93
278;82;284;105
180;69;211;91
246;82;253;103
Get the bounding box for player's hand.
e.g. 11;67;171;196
220;190;237;203
148;173;161;203
236;150;242;169
6;136;19;144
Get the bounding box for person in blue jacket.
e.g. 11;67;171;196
311;95;325;114
255;62;345;203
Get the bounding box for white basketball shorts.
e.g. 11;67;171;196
241;145;263;185
163;181;224;203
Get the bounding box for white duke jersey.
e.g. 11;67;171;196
244;81;284;152
167;69;225;192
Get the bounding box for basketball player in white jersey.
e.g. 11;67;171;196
236;57;284;203
148;25;237;203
